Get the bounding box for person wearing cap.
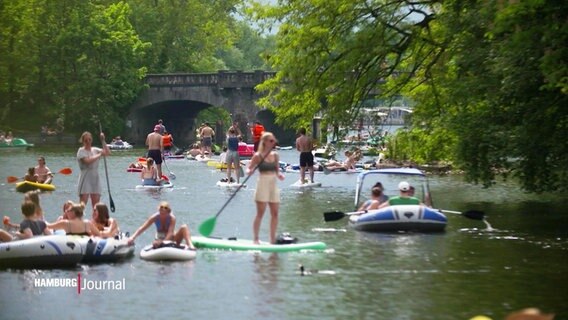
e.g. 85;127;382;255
146;125;164;181
378;181;423;208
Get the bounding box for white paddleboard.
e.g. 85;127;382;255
135;181;174;190
216;181;246;188
291;180;322;188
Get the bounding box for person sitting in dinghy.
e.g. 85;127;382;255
357;184;389;211
91;202;120;238
47;201;101;236
0;201;52;242
378;181;424;209
24;167;39;183
127;202;195;250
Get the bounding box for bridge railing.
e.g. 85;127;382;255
145;70;276;88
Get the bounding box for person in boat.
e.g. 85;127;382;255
47;201;100;236
296;127;315;184
357;183;389;211
223;127;240;184
247;132;285;244
378;181;424;209
24;167;38;183
324;150;358;171
91;202;120;238
0;201;52;242
127;201;195;249
146;125;164;182
162;131;173;152
77;131;111;211
25;190;45;221
56;200;74;221
35;156;53;184
5;131;13;144
140;157;159;186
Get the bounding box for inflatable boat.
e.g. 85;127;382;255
0;235;83;269
69;234;135;263
15;181;56;193
348;205;447;232
139;242;197;261
135;180;173;190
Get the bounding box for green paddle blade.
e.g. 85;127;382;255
198;216;217;236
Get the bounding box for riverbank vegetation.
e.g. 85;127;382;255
250;0;567;192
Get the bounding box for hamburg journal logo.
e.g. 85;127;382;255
34;273;126;294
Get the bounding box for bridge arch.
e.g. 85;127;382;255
127;71;294;146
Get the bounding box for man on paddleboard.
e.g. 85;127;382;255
295;127;315;184
146;125;164;182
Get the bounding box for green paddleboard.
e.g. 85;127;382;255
191;236;327;252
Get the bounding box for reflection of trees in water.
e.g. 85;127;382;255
252;253;283;317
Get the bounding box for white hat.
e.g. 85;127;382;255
398;181;410;191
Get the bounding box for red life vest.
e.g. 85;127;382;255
253;124;264;142
162;134;173;147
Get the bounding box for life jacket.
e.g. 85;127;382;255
162;134;173;147
253;124;264;141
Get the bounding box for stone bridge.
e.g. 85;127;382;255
127;70;296;147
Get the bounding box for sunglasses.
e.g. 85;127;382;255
268;139;276;143
160;206;170;210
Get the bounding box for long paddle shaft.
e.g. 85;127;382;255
162;156;176;179
198;152;269;236
98;122;115;212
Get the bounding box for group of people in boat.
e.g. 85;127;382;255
356;180;432;212
23;156;53;184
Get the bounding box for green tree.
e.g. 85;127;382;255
250;0;567;192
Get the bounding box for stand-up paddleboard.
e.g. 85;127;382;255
192;236;327;252
216;181;246;188
15;181;56;193
290;180;322;188
135;180;174;190
139;242;197;261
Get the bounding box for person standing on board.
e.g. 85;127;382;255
156;119;166;135
247;132;285;244
295;127;315;184
224;127;241;184
251;121;265;152
77;131;110;210
199;122;215;155
162;131;174;154
146;125;164;182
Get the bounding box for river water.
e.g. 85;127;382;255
0;147;566;320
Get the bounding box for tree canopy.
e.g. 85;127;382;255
249;0;567;192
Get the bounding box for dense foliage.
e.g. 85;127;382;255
0;0;274;135
249;0;567;192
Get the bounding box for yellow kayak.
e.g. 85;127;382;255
15;181;56;193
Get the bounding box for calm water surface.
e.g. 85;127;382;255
0;147;566;320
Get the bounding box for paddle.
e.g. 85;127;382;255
162;156;176;179
439;209;485;220
323;210;366;222
6;167;73;183
98;121;115;212
198;153;268;237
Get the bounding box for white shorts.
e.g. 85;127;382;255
254;174;280;203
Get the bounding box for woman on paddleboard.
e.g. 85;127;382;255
247;132;285;244
77;131;110;210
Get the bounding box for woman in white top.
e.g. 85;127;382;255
77;131;110;209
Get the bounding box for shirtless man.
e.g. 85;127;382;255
295;127;315;184
146;125;164;181
35;156;53;184
199;122;215;155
